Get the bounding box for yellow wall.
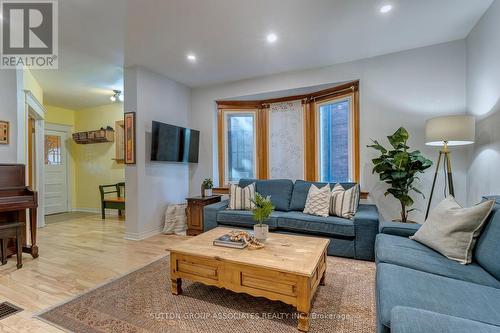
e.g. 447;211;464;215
45;105;75;126
74;103;124;210
44;103;124;211
23;69;43;103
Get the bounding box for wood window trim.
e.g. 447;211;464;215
304;82;360;183
217;108;268;187
216;80;360;186
307;90;360;183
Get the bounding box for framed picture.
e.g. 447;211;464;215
124;112;136;164
0;121;9;144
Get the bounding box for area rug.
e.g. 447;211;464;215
37;256;376;333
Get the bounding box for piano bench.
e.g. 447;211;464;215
0;222;25;269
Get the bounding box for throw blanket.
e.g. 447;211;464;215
163;204;187;235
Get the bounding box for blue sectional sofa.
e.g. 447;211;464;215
204;179;379;261
375;196;500;333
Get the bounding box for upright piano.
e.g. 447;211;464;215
0;164;39;258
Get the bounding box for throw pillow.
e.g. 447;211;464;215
330;183;360;219
303;184;331;217
411;196;495;264
228;183;256;210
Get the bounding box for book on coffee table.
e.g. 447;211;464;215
213;233;248;249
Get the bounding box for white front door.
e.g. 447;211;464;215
44;128;69;215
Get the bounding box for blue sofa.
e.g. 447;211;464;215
204;179;379;261
375;196;500;333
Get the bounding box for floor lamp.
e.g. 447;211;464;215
424;115;475;219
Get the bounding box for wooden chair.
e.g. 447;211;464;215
99;182;125;219
0;222;25;269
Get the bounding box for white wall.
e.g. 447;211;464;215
466;0;500;205
0;70;19;163
124;66;191;239
190;41;468;222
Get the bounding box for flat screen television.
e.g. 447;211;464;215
150;121;199;163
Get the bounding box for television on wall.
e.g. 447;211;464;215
150;121;199;163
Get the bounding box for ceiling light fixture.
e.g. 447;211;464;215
266;33;278;44
110;90;123;102
186;54;197;62
380;4;393;13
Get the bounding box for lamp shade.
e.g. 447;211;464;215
425;115;475;146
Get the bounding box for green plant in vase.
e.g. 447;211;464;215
201;178;213;197
251;193;275;241
368;127;433;222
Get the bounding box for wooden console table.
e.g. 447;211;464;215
185;195;222;236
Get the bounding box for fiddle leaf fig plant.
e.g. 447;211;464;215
368;127;433;222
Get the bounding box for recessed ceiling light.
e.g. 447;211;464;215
380;4;393;13
266;33;278;44
186;54;197;62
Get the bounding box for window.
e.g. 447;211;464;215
317;97;353;182
45;134;62;165
222;110;257;184
217;81;359;186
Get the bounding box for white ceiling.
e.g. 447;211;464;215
33;0;492;110
32;0;126;109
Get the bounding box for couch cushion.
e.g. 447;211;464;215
475;197;500;281
376;234;500;288
377;263;500;329
391;306;500;333
289;180;357;211
217;210;283;229
239;179;294;212
277;211;355;237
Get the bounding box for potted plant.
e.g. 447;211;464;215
251;193;274;241
368;127;433;223
201;178;213;197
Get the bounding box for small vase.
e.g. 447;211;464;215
201;184;205;197
253;224;269;242
204;189;212;197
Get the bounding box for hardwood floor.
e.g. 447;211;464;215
0;213;188;332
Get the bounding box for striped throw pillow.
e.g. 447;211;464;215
303;184;331;217
228;183;256;210
330;184;360;219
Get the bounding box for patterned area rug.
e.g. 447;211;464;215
37;256;376;333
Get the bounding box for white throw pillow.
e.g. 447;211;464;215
330;183;360;219
303;184;331;217
411;196;494;264
228;183;256;210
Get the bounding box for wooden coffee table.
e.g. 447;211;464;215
167;227;329;331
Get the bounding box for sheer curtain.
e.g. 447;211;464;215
268;100;304;179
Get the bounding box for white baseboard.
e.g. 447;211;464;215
124;226;163;241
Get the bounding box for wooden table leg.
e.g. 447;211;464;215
16;227;22;269
297;277;311;332
29;207;38;258
297;306;310;332
171;278;182;295
0;239;6;265
319;270;326;286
